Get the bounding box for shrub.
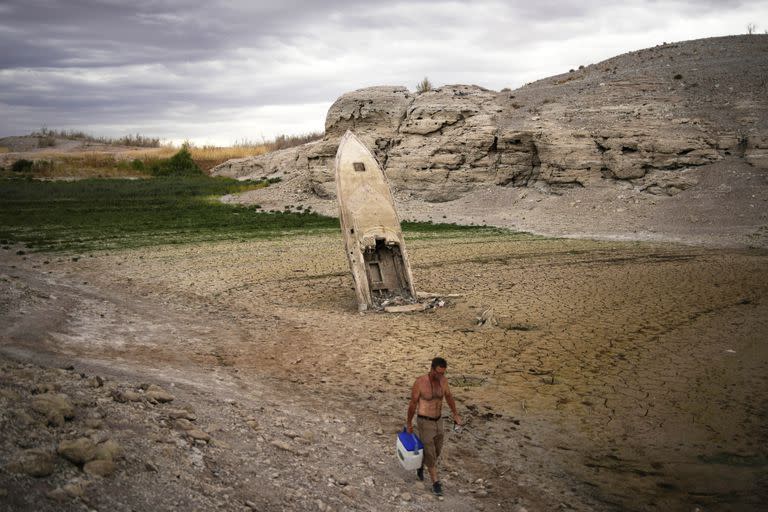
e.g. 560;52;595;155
12;159;34;173
130;158;145;171
270;132;324;151
32;160;54;172
37;136;56;148
416;77;433;94
150;143;203;176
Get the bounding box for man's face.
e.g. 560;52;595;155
431;366;447;378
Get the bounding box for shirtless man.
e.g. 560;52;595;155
406;357;461;496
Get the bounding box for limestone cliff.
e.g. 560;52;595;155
211;35;768;203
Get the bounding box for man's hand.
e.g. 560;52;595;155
406;423;414;434
452;413;462;426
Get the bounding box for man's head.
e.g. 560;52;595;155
432;357;448;372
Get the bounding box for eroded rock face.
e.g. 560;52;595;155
211;36;768;201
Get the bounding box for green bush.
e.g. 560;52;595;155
416;77;433;94
130;158;145;171
150;144;203;176
12;159;34;173
37;136;56;148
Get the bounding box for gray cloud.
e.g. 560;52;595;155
1;0;766;144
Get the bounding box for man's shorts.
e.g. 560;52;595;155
417;416;444;468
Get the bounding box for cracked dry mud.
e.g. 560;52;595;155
1;233;767;511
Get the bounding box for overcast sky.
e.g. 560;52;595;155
1;1;766;146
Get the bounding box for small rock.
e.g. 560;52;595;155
364;476;375;487
145;384;174;403
167;408;196;420
84;459;116;477
111;389;142;403
174;418;195;431
47;487;70;502
186;429;211;442
109;390;125;403
6;448;56;477
245;501;259;510
271;440;294;452
123;390;143;402
400;492;412;501
58;438;97;465
94;439;123;461
86;376;104;388
31;393;75;426
85;418;103;429
62;481;86;497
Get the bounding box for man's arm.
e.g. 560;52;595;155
444;381;461;425
406;380;420;433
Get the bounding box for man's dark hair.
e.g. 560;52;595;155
431;357;447;369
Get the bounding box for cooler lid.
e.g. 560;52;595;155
397;430;424;452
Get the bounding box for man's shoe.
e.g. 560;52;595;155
416;466;424;481
432;481;444;496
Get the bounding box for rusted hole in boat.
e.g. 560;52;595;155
353;162;366;172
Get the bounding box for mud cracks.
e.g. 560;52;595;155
2;234;767;511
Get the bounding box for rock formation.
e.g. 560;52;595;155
211;35;767;204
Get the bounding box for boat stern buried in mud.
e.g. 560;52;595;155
335;130;417;311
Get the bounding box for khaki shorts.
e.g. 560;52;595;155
417;417;444;468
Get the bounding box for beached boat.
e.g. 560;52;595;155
334;130;416;311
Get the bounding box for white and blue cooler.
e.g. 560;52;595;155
396;428;424;470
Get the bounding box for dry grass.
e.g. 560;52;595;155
1;131;324;176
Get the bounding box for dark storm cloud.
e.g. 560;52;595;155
1;0;766;143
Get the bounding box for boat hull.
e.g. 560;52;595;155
334;130;416;311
